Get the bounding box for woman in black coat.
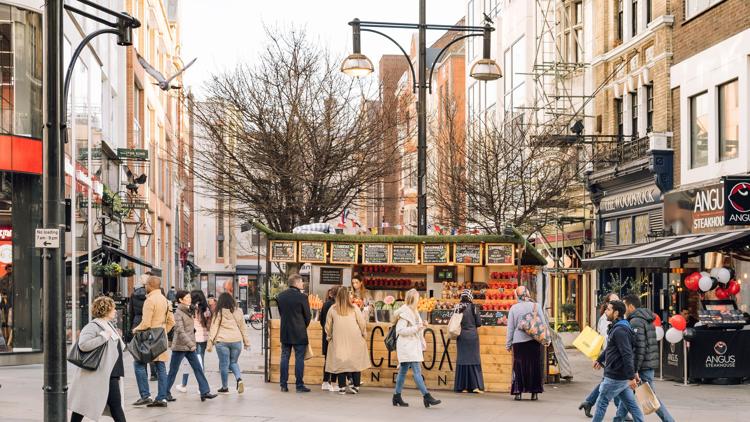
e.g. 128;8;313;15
454;289;485;393
319;286;339;391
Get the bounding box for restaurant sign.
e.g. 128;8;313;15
723;177;750;225
663;183;743;234
600;186;660;213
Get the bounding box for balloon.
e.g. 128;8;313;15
665;327;684;344
669;314;687;331
715;288;730;300
710;268;720;278
683;327;696;341
653;314;662;327
684;273;700;291
699;275;714;292
655;325;665;341
727;280;741;296
700;271;711;279
717;268;731;284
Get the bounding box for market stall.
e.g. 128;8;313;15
255;222;547;392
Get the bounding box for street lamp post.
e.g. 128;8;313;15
342;0;501;235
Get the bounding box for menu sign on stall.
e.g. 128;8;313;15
422;244;450;265
330;243;358;264
391;244;419;265
270;241;297;262
363;243;390;264
320;267;344;285
486;243;514;265
298;241;327;263
454;243;482;265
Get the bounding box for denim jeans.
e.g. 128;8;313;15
167;350;211;396
215;341;243;389
585;379;621;407
280;343;306;390
394;362;429;396
592;377;644;422
182;341;207;386
615;369;675;422
134;360;168;401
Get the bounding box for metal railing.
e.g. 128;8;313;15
593;135;650;171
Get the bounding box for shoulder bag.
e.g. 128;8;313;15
67;321;107;370
447;308;464;339
127;304;170;363
518;303;552;346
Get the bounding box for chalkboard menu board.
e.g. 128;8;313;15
486;243;514;265
330;243;358;264
320;267;343;285
391;244;418;265
299;241;326;263
422;244;450;264
270;241;297;262
363;243;390;264
454;243;482;265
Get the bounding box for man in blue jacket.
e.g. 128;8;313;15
592;300;645;422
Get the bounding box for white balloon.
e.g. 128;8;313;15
700;271;711;279
709;268;720;278
717;268;731;284
655;325;665;342
665;327;684;344
699;275;714;292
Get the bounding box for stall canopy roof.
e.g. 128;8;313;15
582;229;750;270
251;221;547;266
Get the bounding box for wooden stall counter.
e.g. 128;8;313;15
268;319;512;392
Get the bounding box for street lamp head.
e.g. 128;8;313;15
137;219;153;248
470;58;502;81
341;53;374;77
122;212;139;240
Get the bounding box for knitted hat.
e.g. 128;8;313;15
460;289;473;301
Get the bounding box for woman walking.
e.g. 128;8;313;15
207;292;250;394
324;287;369;395
454;289;484;393
166;291;217;402
175;290;211;393
319;286;339;392
392;289;441;408
68;296;127;422
506;286;549;401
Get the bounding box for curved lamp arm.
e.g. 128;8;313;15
427;33;483;93
360;27;418;93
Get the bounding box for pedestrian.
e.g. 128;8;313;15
680;307;698;328
319;286;339;392
167;285;177;302
207;292;250;394
591;300;645;422
128;272;158;381
579;292;620;417
325;286;370;395
175;290;212;393
165;291;218;402
207;294;217;314
454;289;484;393
131;276;175;408
276;274;312;393
391;289;441;408
505;285;549;401
614;295;675;422
68;296;127;422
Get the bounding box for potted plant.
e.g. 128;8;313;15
120;267;136;277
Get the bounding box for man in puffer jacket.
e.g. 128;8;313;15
616;295;675;422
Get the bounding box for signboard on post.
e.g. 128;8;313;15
486;244;514;265
454;243;483;265
35;228;60;249
117;148;149;161
270;240;297;262
298;241;327;263
391;244;419;265
422;244;450;265
330;243;358;264
363;243;389;264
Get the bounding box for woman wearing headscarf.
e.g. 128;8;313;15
454;289;484;393
505;285;549;401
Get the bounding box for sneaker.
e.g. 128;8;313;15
338;387;347;395
217;387;229;393
165;395;176;402
328;383;339;392
175;384;187;393
237;379;245;394
147;400;167;408
321;382;331;391
350;386;359;394
132;397;153;406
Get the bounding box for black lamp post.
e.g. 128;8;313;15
342;0;501;235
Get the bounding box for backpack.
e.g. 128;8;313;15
384;322;398;352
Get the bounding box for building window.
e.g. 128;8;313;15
647;0;652;24
631;0;638;36
718;79;738;162
618;217;632;245
630;92;638;138
467;0;476;59
615;98;624;140
634;214;650;244
685;0;723;20
564;2;584;63
617;0;623;40
503;37;526;112
690;92;709;168
646;85;653;133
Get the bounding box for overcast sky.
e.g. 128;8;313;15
180;0;466;96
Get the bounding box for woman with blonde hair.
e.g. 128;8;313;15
325;286;369;394
391;289;441;408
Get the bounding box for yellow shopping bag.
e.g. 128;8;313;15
572;326;605;360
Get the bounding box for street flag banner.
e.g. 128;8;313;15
572;326;605;360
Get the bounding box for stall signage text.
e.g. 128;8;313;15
299;241;326;263
363;243;389;264
320;267;343;285
422;244;449;264
270;241;296;262
391;244;418;265
454;243;482;265
486;244;514;265
330;243;357;264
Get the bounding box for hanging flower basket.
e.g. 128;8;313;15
92;262;123;278
121;267;136;278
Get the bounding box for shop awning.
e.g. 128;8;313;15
73;245;154;269
582;229;750;270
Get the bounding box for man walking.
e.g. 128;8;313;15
615;295;675;422
579;292;620;417
132;276;175;407
129;272;159;381
592;300;644;422
276;274;311;393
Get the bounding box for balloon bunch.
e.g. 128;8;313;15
684;268;741;298
665;314;687;344
653;314;665;342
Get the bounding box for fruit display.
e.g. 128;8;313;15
308;294;323;310
351;297;365;309
417;297;437;313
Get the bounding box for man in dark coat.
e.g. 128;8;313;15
616;295;675;422
276;274;311;393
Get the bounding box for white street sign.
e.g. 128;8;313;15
35;228;61;249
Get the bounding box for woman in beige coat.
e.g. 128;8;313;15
207;292;250;393
324;287;370;394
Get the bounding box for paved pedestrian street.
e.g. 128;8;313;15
1;330;747;422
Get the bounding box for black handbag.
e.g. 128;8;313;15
67;321;108;370
384;322;398;352
127;306;170;363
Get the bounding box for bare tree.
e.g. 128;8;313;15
187;28;402;233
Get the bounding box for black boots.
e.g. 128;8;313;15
392;393;409;407
578;401;593;417
423;393;441;408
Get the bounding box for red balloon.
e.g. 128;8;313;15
727;280;741;296
669;314;687;331
715;288;730;300
653;314;662;327
684;272;701;291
